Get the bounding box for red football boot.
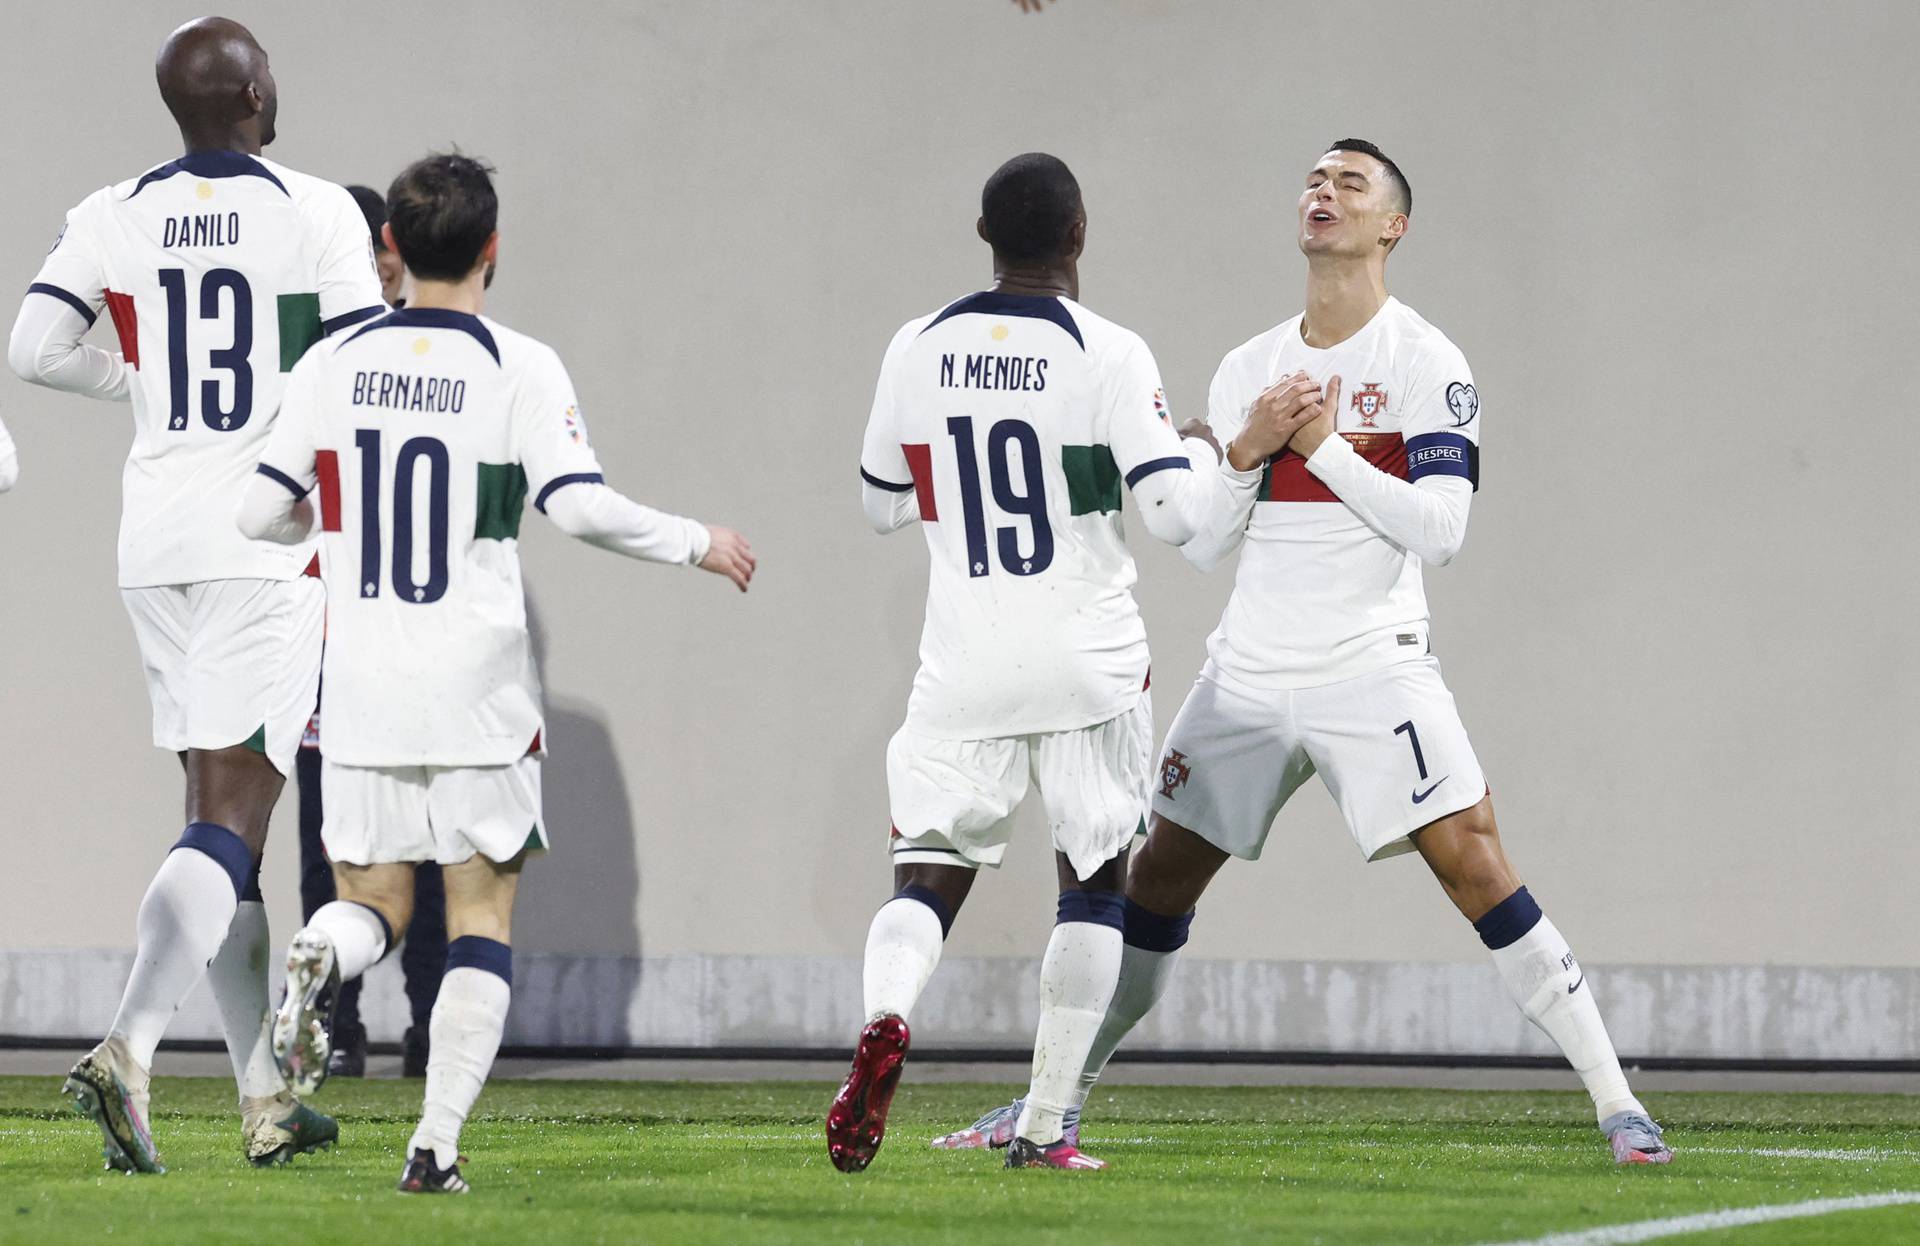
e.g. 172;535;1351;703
826;1014;911;1173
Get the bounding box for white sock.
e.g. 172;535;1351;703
861;896;945;1023
108;846;241;1069
1070;941;1183;1113
207;900;286;1101
409;965;511;1168
1017;920;1123;1144
303;900;390;983
1489;915;1643;1123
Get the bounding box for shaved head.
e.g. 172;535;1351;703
156;17;277;150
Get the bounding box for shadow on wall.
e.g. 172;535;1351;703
510;594;644;1047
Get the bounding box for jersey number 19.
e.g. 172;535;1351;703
947;415;1052;579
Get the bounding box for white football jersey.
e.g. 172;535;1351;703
860;292;1194;740
29;150;384;587
1206;297;1480;687
255;309;606;767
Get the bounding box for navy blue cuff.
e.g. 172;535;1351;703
1057;888;1126;931
256;462;310;499
533;472;605;513
893;884;955;939
861;467;914;493
1122;898;1193;952
174;822;253;901
1124;456;1192;489
27;282;98;327
1473;885;1543;950
447;934;513;985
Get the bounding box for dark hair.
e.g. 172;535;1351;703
385;153;498;282
345;184;387;253
1326;138;1411;216
980;152;1083;264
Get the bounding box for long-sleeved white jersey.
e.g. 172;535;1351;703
1190;297;1481;688
15;149;385;586
860;291;1220;740
243;308;709;768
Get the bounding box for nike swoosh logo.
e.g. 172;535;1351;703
1411;777;1449;803
1568;973;1585;994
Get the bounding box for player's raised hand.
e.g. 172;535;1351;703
1227;372;1321;470
1286;375;1342;459
699;525;757;592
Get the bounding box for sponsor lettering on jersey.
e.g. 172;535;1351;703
351;370;467;413
937;352;1048;392
161;212;241;248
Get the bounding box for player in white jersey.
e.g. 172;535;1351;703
942;141;1671;1166
240;153;755;1194
828;154;1226;1174
7;18;384;1174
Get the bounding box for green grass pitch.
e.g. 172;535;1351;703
3;1075;1919;1244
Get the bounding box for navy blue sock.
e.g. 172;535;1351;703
1121;898;1193;953
1473;886;1544;950
893;883;955;939
174;822;252;901
1056;888;1125;931
446;935;512;986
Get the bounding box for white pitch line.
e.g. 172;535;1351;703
1476;1191;1920;1246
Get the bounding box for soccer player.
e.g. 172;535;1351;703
940;140;1672;1166
829;153;1227;1174
293;182;447;1083
0;413;16;491
7;17;385;1173
242;152;756;1194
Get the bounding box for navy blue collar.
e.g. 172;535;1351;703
345;307;501;365
919;290;1084;350
127;150;288;200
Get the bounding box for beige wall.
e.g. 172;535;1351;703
1;1;1913;981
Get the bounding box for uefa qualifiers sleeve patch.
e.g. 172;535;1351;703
1405;431;1478;490
1445;381;1478;427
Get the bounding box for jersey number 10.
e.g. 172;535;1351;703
947;416;1053;578
354;429;450;604
158;267;253;432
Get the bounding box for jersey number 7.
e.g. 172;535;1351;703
354;429;450;604
946;415;1053;578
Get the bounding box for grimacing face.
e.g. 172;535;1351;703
1298;151;1405;257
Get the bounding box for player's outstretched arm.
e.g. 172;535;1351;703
7;292;129;402
0;414;18;493
541;482;755;592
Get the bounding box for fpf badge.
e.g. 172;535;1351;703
1351;382;1388;428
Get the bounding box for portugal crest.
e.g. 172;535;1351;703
1159;749;1191;799
1351;382;1388;428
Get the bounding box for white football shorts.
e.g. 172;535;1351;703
121;577;325;776
321;754;547;867
1151;656;1487;862
886;690;1152;882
